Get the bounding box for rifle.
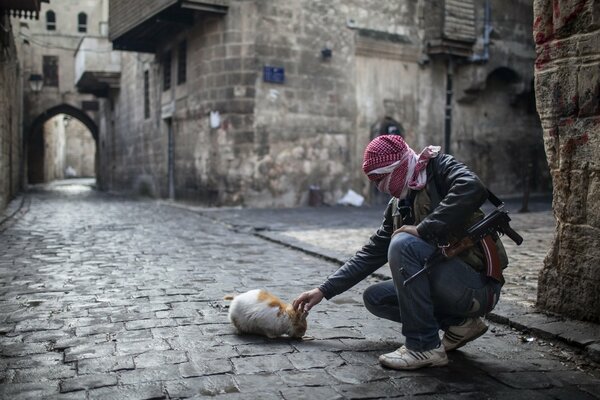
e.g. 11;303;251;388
403;206;523;285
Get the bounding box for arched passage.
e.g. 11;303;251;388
27;104;99;184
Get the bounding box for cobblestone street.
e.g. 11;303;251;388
1;181;599;399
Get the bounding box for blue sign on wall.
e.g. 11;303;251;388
263;66;285;84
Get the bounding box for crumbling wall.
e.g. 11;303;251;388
534;0;600;321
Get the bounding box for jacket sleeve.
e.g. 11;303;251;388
318;200;394;300
416;154;488;244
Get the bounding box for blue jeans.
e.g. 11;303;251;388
363;233;502;352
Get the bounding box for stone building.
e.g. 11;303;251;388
13;0;104;185
534;0;600;322
0;1;42;211
103;0;547;207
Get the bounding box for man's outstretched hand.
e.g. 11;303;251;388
292;288;324;313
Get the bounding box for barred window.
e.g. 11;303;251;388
163;51;172;91
177;40;187;85
46;10;56;31
78;13;87;33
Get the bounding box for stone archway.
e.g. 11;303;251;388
26;104;99;184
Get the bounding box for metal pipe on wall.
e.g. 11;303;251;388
444;57;453;155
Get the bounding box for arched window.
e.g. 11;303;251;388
78;13;87;33
46;10;56;31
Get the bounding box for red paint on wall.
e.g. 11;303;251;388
562;133;589;155
562;0;587;26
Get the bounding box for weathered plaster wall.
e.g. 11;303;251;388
534;0;600;321
65;118;96;177
43;117;66;182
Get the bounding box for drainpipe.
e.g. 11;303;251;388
444;57;453;155
471;0;491;63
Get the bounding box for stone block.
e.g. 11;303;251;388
164;375;239;398
85;382;165;400
538;223;600;321
578;63;600;117
77;355;134;374
279;386;343;400
178;358;232;377
551;170;587;224
535;68;579;119
231;354;294;374
118;365;181;385
587;171;600;228
64;342;115;362
494;371;554;389
586;342;600;363
552;0;595;37
59;374;118;393
578;29;600;57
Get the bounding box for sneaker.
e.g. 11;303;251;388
442;317;488;352
379;345;448;370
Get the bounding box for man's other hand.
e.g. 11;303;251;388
392;224;420;238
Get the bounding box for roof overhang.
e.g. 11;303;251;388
109;0;228;53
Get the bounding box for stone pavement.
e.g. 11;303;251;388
0;180;598;399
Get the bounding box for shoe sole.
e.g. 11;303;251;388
443;324;488;352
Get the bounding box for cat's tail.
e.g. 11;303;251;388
223;295;235;301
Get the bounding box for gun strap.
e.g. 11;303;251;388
487;189;504;208
480;235;504;283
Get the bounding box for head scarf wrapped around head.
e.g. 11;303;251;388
362;135;441;199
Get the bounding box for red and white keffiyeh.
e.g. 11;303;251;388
362;135;441;199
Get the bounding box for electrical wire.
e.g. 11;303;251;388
19;32;115;53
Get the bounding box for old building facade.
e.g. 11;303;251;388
104;0;548;207
534;0;600;322
14;0;103;186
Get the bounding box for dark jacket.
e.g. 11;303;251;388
318;153;491;300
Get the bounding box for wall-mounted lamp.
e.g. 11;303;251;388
321;47;332;60
63;115;72;127
28;74;43;92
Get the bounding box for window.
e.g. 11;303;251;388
163;51;172;91
78;13;87;33
43;56;59;87
177;40;187;85
144;70;150;119
46;10;56;31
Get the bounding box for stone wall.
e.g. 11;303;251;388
0;14;22;211
534;0;600;321
107;0;548;207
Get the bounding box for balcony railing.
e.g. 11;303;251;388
0;0;47;19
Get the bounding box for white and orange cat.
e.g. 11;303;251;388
225;289;308;338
